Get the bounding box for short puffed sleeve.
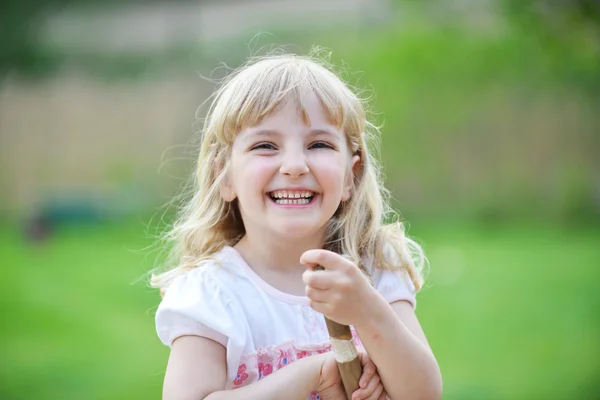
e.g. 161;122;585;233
155;265;241;348
370;267;417;309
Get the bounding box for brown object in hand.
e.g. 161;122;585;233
314;265;363;399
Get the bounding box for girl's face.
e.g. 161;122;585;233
222;93;359;244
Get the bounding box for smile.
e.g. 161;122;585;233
268;190;316;205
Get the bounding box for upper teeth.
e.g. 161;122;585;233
270;190;314;199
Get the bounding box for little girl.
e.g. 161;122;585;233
152;51;442;400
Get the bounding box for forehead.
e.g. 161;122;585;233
211;57;365;151
238;95;344;140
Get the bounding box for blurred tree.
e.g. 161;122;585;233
0;0;199;77
502;0;600;93
503;0;600;40
504;0;600;21
0;1;59;76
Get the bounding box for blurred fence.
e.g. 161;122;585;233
0;0;598;223
0;73;209;216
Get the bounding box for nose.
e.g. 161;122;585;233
279;149;309;178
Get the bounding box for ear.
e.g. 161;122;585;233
219;170;237;202
342;154;360;201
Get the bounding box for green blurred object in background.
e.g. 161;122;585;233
1;1;599;399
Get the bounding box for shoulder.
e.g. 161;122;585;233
155;246;251;347
157;245;253;320
165;246;248;296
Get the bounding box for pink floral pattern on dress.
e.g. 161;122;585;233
232;330;365;398
233;339;330;392
351;326;364;348
257;362;273;379
232;364;249;387
310;390;322;400
276;348;295;369
296;350;311;359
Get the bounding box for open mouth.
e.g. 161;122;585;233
268;190;316;205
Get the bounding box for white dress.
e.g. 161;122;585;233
155;246;416;398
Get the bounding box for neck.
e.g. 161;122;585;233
234;230;326;273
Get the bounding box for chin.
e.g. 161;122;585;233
272;223;324;240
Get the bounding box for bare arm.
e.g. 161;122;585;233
300;249;442;400
354;296;443;400
163;335;326;400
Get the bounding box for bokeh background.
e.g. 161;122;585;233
1;0;599;399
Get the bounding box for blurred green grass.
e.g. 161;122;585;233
1;220;167;400
1;219;598;399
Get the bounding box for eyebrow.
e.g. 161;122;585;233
244;128;341;142
249;129;279;138
310;129;341;142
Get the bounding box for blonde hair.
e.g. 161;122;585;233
151;50;426;294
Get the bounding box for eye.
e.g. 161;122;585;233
309;141;334;150
251;142;277;151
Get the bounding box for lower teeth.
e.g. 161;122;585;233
274;198;311;205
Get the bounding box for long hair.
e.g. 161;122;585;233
151;51;426;294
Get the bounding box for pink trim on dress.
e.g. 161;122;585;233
231;339;332;390
168;325;228;347
231;330;366;397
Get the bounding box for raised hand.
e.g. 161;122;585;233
301;249;379;327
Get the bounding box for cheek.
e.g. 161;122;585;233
311;157;348;191
248;158;277;181
231;157;277;193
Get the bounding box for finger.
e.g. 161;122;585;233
300;249;350;271
352;375;381;400
377;390;387;400
302;269;336;290
358;353;375;388
365;382;384;400
307;299;330;316
353;379;382;400
305;286;331;302
362;373;380;397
